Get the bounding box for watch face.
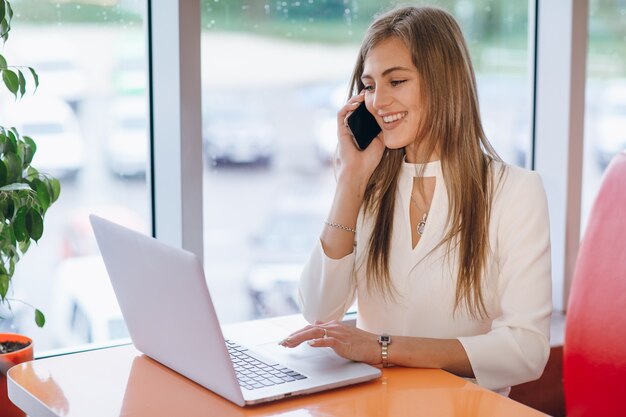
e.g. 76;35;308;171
379;335;391;344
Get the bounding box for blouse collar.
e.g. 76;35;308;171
401;156;442;178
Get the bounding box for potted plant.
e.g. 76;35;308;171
0;1;61;415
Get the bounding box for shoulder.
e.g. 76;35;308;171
490;161;546;204
488;161;549;234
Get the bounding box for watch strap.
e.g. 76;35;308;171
378;334;391;368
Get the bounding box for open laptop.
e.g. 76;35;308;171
90;215;381;406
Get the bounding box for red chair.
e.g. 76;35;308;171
564;151;626;417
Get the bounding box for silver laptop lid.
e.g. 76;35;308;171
90;214;245;406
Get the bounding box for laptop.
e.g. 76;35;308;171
90;215;381;406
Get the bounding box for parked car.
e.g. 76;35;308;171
50;255;128;347
16;42;87;110
314;109;338;165
203;100;276;166
105;96;149;178
4;95;84;180
246;204;326;317
60;205;147;259
247;263;303;318
595;82;626;169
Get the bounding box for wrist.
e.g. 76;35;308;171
336;174;368;199
378;334;392;368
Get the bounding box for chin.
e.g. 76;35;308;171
382;134;413;150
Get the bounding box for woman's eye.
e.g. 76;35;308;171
391;80;407;87
363;85;375;92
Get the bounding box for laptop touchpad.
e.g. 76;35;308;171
256;340;338;363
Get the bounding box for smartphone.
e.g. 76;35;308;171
346;102;381;151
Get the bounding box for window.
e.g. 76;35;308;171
0;1;149;351
582;0;626;230
200;0;532;322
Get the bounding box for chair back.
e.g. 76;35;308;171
564;151;626;417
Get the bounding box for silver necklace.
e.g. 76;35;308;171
410;194;428;236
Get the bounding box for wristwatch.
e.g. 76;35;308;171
378;334;392;367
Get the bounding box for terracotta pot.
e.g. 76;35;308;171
0;333;33;417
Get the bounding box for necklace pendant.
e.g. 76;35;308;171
417;213;427;236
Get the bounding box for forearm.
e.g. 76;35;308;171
388;336;474;378
321;178;367;259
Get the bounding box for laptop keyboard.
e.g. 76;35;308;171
226;340;308;391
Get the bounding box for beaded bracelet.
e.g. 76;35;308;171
324;220;356;233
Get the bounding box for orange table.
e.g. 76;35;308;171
7;318;546;417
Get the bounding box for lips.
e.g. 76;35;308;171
381;112;408;123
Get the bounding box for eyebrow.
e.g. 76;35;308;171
361;66;413;80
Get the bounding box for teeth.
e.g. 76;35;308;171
382;112;407;123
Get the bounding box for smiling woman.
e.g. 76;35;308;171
201;0;533;325
288;5;552;396
359;37;425;155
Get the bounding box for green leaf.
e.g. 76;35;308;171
0;159;7;187
3;197;13;219
22;135;35;166
6;1;12;20
0;1;5;24
35;180;50;211
18;237;30;254
28;67;38;90
13;206;28;242
6;129;17;152
3;152;20;182
0;183;30;191
23;135;36;155
48;177;61;203
0;19;8;43
0;54;6;70
25;209;43;241
24;166;38;181
0;273;8;300
17;69;25;97
2;68;18;97
35;309;45;328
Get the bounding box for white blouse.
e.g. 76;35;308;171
298;159;552;391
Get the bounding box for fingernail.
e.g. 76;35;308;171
307;340;316;346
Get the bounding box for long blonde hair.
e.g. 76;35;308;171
350;6;502;319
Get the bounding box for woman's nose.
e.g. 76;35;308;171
372;87;392;111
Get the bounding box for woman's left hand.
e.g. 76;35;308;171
279;320;382;366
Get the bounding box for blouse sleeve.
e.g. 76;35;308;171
457;170;553;391
297;239;358;324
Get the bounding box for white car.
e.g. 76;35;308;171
16;41;87;110
50;256;128;347
203;99;276;166
4;95;84;180
246;199;329;317
106;96;149;177
247;263;303;318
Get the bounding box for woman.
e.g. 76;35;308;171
280;6;551;393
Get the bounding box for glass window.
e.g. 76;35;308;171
582;0;626;230
0;1;149;351
201;0;532;321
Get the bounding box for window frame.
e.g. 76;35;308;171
532;0;588;311
149;0;204;263
148;0;589;316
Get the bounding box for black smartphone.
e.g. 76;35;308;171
346;102;381;151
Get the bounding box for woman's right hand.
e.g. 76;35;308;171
336;92;386;188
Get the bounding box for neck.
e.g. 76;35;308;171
405;143;440;164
